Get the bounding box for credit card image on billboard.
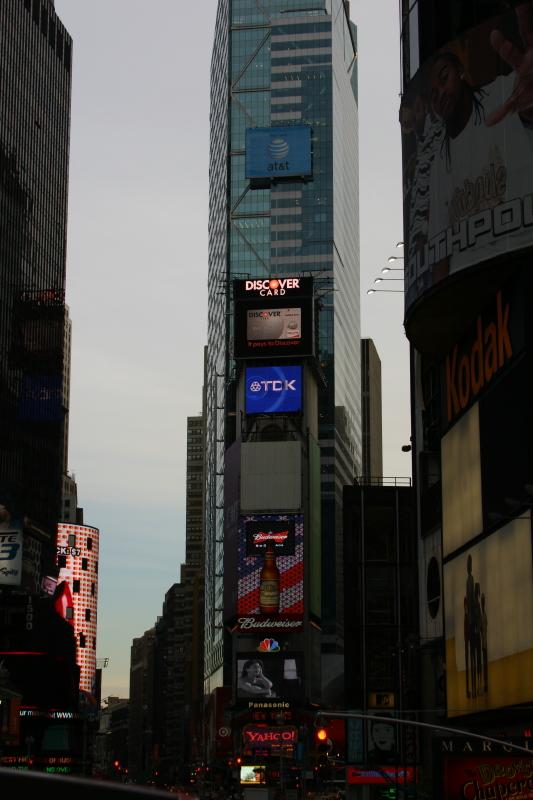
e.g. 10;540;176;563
245;366;302;415
247;308;301;342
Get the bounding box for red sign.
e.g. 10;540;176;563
444;756;533;799
243;725;297;746
346;766;417;785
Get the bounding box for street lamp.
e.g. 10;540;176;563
367;288;403;294
381;267;404;274
387;255;405;263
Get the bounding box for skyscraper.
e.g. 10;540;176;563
205;0;360;701
0;0;72;539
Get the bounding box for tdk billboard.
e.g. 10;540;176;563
245;126;312;180
245;366;302;415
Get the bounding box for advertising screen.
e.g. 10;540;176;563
236;514;304;632
444;513;533;716
0;529;22;586
240;765;266;785
401;5;533;313
236;652;303;702
234;278;314;360
247;307;301;343
245;366;302;415
245;126;312;180
444;756;533;799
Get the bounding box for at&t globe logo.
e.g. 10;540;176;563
268;135;290;173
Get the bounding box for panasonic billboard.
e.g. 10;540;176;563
245;366;302;415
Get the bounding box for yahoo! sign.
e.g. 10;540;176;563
245;366;302;414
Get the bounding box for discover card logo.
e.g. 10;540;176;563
245;366;302;415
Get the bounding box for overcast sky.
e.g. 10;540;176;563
54;0;410;698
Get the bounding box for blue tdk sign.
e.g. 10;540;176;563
245;366;302;414
245;126;312;179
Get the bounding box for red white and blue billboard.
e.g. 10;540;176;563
245;366;302;415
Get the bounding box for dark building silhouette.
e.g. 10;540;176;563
360;339;383;481
128;628;156;784
0;0;72;537
400;1;533;795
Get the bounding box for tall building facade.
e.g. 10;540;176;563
205;0;361;697
0;0;72;539
400;1;533;795
360;338;383;481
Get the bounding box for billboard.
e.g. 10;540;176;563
236;652;303;702
443;756;533;799
444;514;533;716
0;529;23;586
234;278;314;360
235;514;304;632
401;4;533;313
245;366;302;415
245;126;312;180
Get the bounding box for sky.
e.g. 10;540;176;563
54;0;410;699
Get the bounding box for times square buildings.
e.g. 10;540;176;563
205;0;361;773
401;1;533;796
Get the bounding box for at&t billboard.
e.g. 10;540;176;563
245;126;312;180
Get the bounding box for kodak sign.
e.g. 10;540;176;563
445;291;512;423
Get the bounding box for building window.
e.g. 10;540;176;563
94;560;99;574
79;633;86;648
57;555;67;568
66;607;74;620
73;579;80;593
81;558;88;571
86;537;92;551
68;533;76;547
91;583;95;596
85;608;91;621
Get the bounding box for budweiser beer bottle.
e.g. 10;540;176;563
259;543;280;614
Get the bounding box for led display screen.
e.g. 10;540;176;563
401;5;533;314
247;307;301;343
245;126;312;180
240;766;266;785
0;529;22;586
245;366;302;415
236;652;303;702
444;757;533;799
235;514;304;632
444;513;533;717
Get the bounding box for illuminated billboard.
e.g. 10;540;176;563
401;5;533;313
444;757;533;799
240;765;266;785
235;514;304;632
245;366;302;415
245;126;312;180
444;514;533;717
56;524;100;696
0;529;22;586
236;652;303;702
234;278;314;360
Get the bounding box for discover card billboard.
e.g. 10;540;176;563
401;3;533;313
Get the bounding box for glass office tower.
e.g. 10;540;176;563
0;0;72;536
205;0;360;693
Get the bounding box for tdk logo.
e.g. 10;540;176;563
245;366;302;415
249;379;297;393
